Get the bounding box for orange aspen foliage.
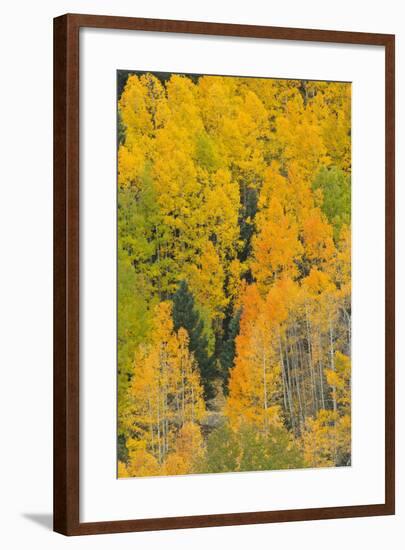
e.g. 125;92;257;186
251;197;303;288
117;72;352;475
226;285;283;432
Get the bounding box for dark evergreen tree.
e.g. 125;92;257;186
117;434;129;463
219;309;241;392
172;280;215;399
238;185;258;263
117;110;126;146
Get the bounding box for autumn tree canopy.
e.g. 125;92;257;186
117;71;351;477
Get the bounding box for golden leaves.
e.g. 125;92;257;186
117;72;352;476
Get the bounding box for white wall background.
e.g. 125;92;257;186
0;0;402;548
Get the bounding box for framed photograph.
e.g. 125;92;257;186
53;13;395;535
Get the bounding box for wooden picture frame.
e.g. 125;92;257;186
54;13;395;536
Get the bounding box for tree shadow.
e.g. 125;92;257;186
22;513;53;531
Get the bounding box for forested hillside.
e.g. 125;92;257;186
117;71;351;477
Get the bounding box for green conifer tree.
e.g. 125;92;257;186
172;280;215;399
219;309;241;392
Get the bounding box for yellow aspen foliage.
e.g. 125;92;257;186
302;268;336;298
126;448;161;477
119;75;155;137
118;74;169;188
325;352;351;412
166;74;203;132
197;76;237;134
301;269;338;366
312;82;351;172
161;453;189;476
257;162;289;215
332;224;351;295
187;241;229;322
124;302;206;474
176;328;207;423
251;197;303;288
302;410;338;467
163;422;205;475
117;71;352;475
302;408;351;468
202;168;240;262
285;161;316;218
118;461;129;478
117;145;145;189
227;259;246;305
275;90;330;180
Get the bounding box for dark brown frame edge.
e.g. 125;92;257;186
53;13;395;536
